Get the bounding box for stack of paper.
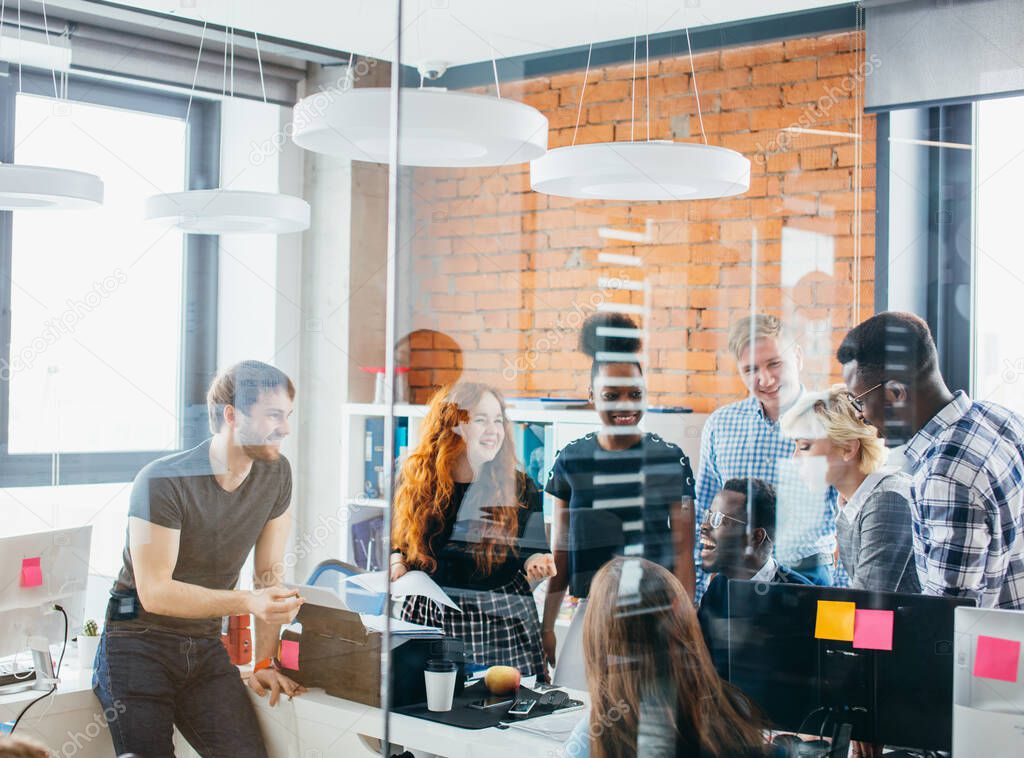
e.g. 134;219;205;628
359;615;443;637
343;570;462;612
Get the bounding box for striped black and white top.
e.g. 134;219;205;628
545;432;696;597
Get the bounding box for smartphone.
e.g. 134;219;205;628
467;694;515;710
507;695;539;717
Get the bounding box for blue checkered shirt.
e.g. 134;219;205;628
904;391;1024;609
694;394;839;601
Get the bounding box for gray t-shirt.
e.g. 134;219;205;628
111;438;292;638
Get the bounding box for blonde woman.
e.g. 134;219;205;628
781;385;920;593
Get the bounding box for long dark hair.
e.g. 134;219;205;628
584;558;767;757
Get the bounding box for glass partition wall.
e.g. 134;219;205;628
374;2;875;753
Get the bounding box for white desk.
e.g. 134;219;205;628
2;651;583;758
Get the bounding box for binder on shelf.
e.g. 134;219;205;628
363;417;384;498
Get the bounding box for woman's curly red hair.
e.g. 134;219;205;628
392;383;521;576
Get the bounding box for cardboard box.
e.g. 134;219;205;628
278;604;459;708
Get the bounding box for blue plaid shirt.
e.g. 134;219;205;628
904;391;1024;609
694;394;839;600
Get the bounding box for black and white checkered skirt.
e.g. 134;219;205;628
401;573;548;681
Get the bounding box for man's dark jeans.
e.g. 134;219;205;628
93;624;267;758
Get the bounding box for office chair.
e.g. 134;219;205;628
305;559;386;615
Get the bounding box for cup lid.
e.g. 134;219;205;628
425;658;457;672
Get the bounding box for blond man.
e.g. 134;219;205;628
693;315;839;600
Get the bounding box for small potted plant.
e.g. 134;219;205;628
79;619;101;668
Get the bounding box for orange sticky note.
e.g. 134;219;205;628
279;639;300;670
20;557;42;588
814;600;856;641
852;609;894;651
974;635;1020;683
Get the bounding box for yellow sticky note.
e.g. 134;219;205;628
815;600;856;641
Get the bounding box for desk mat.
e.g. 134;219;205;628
393;681;582;730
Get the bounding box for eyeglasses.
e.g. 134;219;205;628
704;509;747;529
847;382;883;415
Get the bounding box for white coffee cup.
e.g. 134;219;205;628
424;659;458;712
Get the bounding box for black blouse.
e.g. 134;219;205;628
413;473;549;594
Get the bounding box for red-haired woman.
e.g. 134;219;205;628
390;383;556;680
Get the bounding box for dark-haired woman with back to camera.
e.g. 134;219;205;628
564;557;779;758
541;313;696;689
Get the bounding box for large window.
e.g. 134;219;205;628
974;95;1024;413
0;72;219;486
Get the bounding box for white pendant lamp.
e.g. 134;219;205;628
144;25;310;234
0;164;103;209
0;1;104;210
531;29;750;202
531;140;749;201
292;62;548;167
144;190;310;234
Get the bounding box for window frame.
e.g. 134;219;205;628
0;68;219;486
875;103;975;395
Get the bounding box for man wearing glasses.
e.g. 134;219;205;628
839;311;1024;610
694;315;839;601
697;478;811;669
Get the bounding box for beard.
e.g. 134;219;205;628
242;443;281;462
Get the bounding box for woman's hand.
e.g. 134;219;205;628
389;553;408;581
246;668;307;707
525;553;557;580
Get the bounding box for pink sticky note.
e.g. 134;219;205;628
20;557;42;588
852;609;894;651
974;635;1021;683
279;639;300;670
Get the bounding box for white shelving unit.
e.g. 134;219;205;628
339;402;709;566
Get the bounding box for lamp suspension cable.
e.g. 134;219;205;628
39;0;59;99
685;26;707;145
645;0;650;142
571;42;593;147
254;31;267;103
630;0;637;142
184;20;207;130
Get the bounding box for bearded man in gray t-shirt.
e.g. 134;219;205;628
93;360;306;757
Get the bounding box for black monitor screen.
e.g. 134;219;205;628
723;580;974;751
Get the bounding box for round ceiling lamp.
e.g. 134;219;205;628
0;164;104;210
0;1;104;211
530;140;750;201
292;87;548;167
531;22;751;202
143;25;311;235
144;190;310;234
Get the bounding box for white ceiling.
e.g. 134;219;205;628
59;0;854;67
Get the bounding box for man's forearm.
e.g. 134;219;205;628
141;580;251;619
253;616;282;662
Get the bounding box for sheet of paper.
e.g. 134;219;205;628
279;639;300;670
974;634;1021;683
852;609;894;651
814;600;856;642
345;570;461;612
359;615;443;636
284;583;347;612
20;557;42;588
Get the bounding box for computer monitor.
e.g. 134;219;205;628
720;580;974;751
953;606;1024;758
0;526;92;692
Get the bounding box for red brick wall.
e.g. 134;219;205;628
404;31;876;411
